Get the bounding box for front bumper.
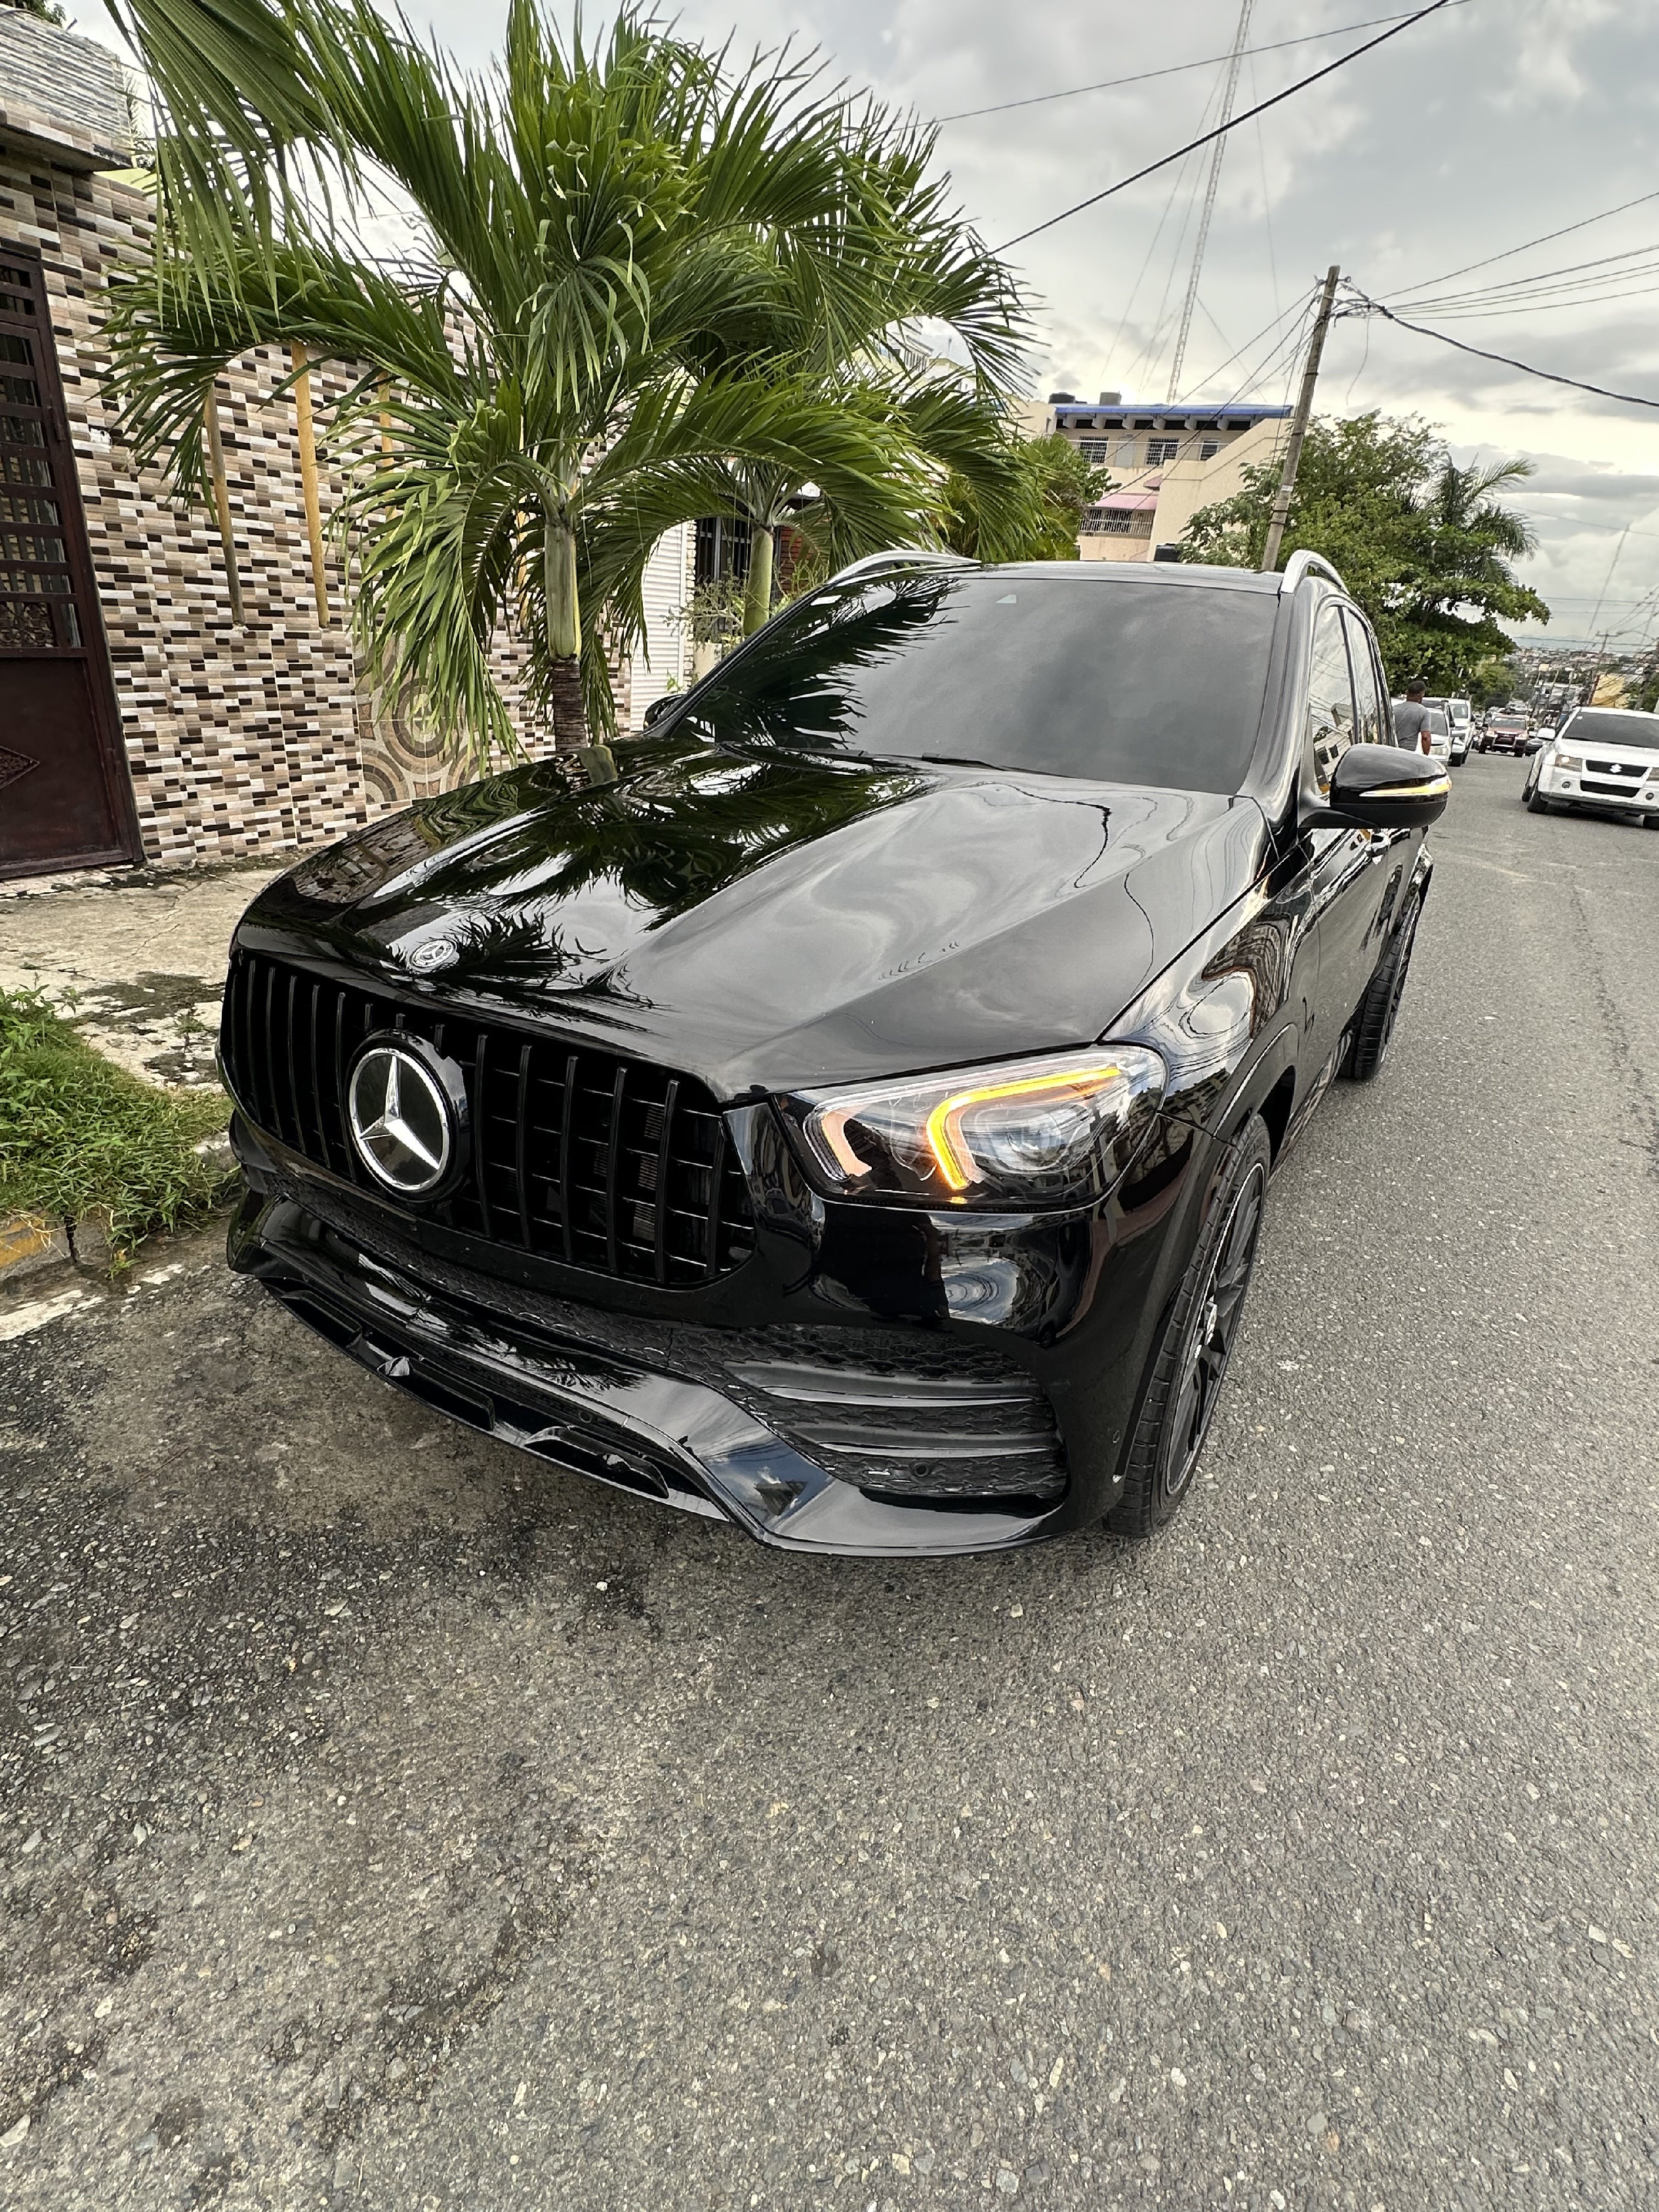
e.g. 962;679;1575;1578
228;1176;1089;1559
1540;766;1658;815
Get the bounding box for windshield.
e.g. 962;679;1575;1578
676;571;1279;794
1565;710;1659;751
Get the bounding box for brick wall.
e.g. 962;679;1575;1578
0;16;625;871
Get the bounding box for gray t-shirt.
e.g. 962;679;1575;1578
1392;699;1431;749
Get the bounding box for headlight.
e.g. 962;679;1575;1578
779;1046;1166;1209
1554;750;1583;770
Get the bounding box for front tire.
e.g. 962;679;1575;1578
1526;781;1549;813
1107;1116;1271;1539
1345;893;1423;1082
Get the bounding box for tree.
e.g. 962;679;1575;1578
653;114;1030;636
941;432;1109;562
1180;413;1549;689
105;3;1025;752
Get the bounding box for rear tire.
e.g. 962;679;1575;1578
1345;893;1423;1082
1107;1116;1271;1539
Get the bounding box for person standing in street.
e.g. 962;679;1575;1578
1392;680;1433;754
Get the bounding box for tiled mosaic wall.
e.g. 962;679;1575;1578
1;143;604;868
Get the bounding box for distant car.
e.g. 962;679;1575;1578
1483;712;1530;755
1425;695;1472;764
1523;706;1659;826
1422;708;1452;764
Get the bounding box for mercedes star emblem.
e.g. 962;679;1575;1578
346;1042;455;1195
401;937;460;974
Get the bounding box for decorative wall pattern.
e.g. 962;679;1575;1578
1;26;630;872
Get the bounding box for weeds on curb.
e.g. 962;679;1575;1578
0;986;237;1269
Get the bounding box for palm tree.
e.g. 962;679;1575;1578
636;113;1031;635
105;3;1023;752
1395;455;1547;667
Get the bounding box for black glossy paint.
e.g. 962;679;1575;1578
250;727;1271;1096
226;559;1436;1555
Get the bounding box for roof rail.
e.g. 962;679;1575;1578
1277;548;1349;596
825;549;975;586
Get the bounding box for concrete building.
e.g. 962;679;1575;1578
1020;391;1290;562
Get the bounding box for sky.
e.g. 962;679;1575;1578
72;0;1659;647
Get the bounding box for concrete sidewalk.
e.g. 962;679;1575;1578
0;861;281;1088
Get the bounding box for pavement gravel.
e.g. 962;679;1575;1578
1;757;1656;2211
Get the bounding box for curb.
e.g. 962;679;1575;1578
0;1210;112;1290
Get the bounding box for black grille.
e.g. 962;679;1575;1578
220;951;755;1287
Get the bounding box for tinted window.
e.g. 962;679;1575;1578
1342;610;1387;745
678;572;1278;794
1306;604;1357;796
1567;710;1659;749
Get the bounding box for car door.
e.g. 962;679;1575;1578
1300;601;1393;1049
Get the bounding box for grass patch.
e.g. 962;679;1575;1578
0;986;237;1268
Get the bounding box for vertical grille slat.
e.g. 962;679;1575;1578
703;1114;729;1282
260;961;284;1146
603;1063;627;1277
471;1029;495;1242
283;972;303;1152
513;1042;534;1252
557;1052;578;1266
223;956;752;1286
653;1077;678;1287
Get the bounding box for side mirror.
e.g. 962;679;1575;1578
1317;743;1450;830
642;694;675;728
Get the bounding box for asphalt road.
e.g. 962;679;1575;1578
3;758;1656;2212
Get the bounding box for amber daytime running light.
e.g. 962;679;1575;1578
782;1047;1168;1208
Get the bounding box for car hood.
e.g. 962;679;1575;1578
244;732;1271;1096
1558;737;1659;762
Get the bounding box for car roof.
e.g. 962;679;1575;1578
966;559;1282;595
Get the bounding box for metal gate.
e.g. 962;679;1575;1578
0;244;139;879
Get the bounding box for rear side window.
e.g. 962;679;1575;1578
1306;604;1358;795
1341;609;1387;746
680;571;1279;794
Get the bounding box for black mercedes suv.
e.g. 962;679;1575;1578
220;550;1446;1557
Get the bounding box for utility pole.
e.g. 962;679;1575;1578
1261;264;1341;573
1166;0;1256;405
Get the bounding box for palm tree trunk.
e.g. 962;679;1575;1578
544;512;586;749
548;653;587;748
742;523;775;636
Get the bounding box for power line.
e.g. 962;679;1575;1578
1386;188;1659;298
997;0;1464;253
1395;240;1659;316
937;5;1468;125
1344;287;1659;410
1395;279;1659;322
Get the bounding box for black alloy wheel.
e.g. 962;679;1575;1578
1109;1115;1271;1538
1345;894;1423;1082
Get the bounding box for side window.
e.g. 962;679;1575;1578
1342;611;1387;745
1306;604;1358;796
